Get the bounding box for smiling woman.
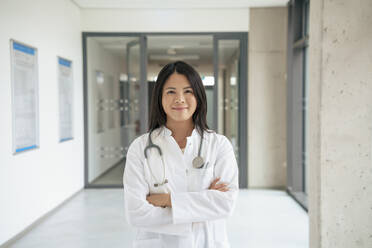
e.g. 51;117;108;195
123;61;239;248
161;73;197;140
148;61;209;137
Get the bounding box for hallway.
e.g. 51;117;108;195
2;0;371;247
8;190;308;248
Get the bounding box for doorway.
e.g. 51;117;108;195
83;32;247;188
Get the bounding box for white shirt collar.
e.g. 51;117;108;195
160;125;199;138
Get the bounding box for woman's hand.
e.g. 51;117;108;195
209;177;229;192
146;193;171;208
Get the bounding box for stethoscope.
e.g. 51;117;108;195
144;128;205;187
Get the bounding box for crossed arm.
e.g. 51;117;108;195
146;177;229;208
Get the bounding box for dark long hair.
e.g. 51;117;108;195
148;61;210;135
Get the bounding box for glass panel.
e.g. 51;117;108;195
218;40;240;162
147;35;215;129
124;42;141;151
294;0;304;42
86;36;142;186
204;85;214;128
303;46;309;195
304;0;310;36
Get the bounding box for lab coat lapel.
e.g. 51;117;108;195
160;135;188;193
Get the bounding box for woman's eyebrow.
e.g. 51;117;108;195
165;86;192;90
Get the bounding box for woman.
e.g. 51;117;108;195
123;61;239;248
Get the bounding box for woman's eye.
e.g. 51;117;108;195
167;91;175;94
185;90;193;94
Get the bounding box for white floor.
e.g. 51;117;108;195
7;189;309;248
91;162;124;185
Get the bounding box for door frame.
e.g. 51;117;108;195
82;32;248;188
213;33;248;189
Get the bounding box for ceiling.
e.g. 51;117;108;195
73;0;288;9
83;0;289;70
148;35;214;66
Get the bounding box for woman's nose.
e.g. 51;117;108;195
175;93;185;103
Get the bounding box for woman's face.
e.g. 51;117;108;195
162;72;197;123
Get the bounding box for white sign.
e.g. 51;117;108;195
10;40;40;154
58;57;74;142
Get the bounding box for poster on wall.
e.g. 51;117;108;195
10;39;40;154
58;57;74;142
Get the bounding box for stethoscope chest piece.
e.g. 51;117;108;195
192;156;205;169
146;128;205;185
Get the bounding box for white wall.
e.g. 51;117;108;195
309;0;372;247
82;9;249;32
0;0;83;245
248;7;288;189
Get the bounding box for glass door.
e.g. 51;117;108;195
84;34;147;187
121;40;141;157
214;34;247;188
83;32;247;188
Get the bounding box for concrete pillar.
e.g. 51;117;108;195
308;0;372;247
248;7;288;189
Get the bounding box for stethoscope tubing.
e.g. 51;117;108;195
144;127;205;187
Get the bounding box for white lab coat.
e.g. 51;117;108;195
123;126;239;248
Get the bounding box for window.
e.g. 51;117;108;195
287;0;310;210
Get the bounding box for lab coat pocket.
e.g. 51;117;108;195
187;166;214;191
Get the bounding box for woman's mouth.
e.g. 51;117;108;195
172;107;188;111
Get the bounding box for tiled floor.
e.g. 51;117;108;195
7;189;308;248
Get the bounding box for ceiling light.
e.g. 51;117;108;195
167;48;177;55
170;45;185;49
